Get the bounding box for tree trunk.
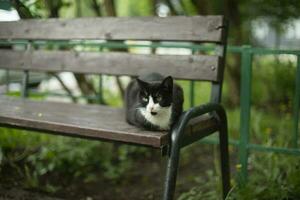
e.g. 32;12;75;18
90;0;102;16
45;0;62;18
102;0;127;99
223;0;243;107
103;0;116;16
191;0;208;15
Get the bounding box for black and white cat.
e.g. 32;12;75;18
125;73;184;131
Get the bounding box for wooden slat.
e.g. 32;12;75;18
0;97;218;148
0;96;168;148
0;49;220;81
0;16;225;42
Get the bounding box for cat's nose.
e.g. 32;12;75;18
151;111;157;115
150;108;157;115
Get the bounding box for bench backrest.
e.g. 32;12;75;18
0;16;227;103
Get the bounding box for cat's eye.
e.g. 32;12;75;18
142;97;148;102
156;95;162;101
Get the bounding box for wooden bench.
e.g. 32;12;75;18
0;16;230;200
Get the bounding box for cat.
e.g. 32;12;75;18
125;73;184;131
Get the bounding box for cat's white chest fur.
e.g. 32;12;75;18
139;96;172;130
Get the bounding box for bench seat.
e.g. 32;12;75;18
0;96;218;148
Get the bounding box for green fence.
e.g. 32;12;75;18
232;45;300;184
0;40;299;184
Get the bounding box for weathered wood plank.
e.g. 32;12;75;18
0;49;220;81
0;97;218;148
0;16;225;42
0;96;168;148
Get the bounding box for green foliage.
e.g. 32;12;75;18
116;0;154;16
252;56;296;109
178;170;221;200
249;0;300;25
0;146;3;166
180;0;198;16
227;153;300;200
176;80;211;110
0;127;149;192
178;107;300;199
250;108;293;147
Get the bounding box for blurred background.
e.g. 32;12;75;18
0;0;300;199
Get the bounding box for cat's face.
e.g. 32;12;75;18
136;76;173;116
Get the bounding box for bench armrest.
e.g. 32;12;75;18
171;103;227;144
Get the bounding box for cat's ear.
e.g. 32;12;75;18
136;78;148;89
161;76;173;91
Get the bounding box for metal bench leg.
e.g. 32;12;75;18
219;122;230;199
163;142;180;200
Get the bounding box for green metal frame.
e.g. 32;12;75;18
1;39;300;187
239;45;252;184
